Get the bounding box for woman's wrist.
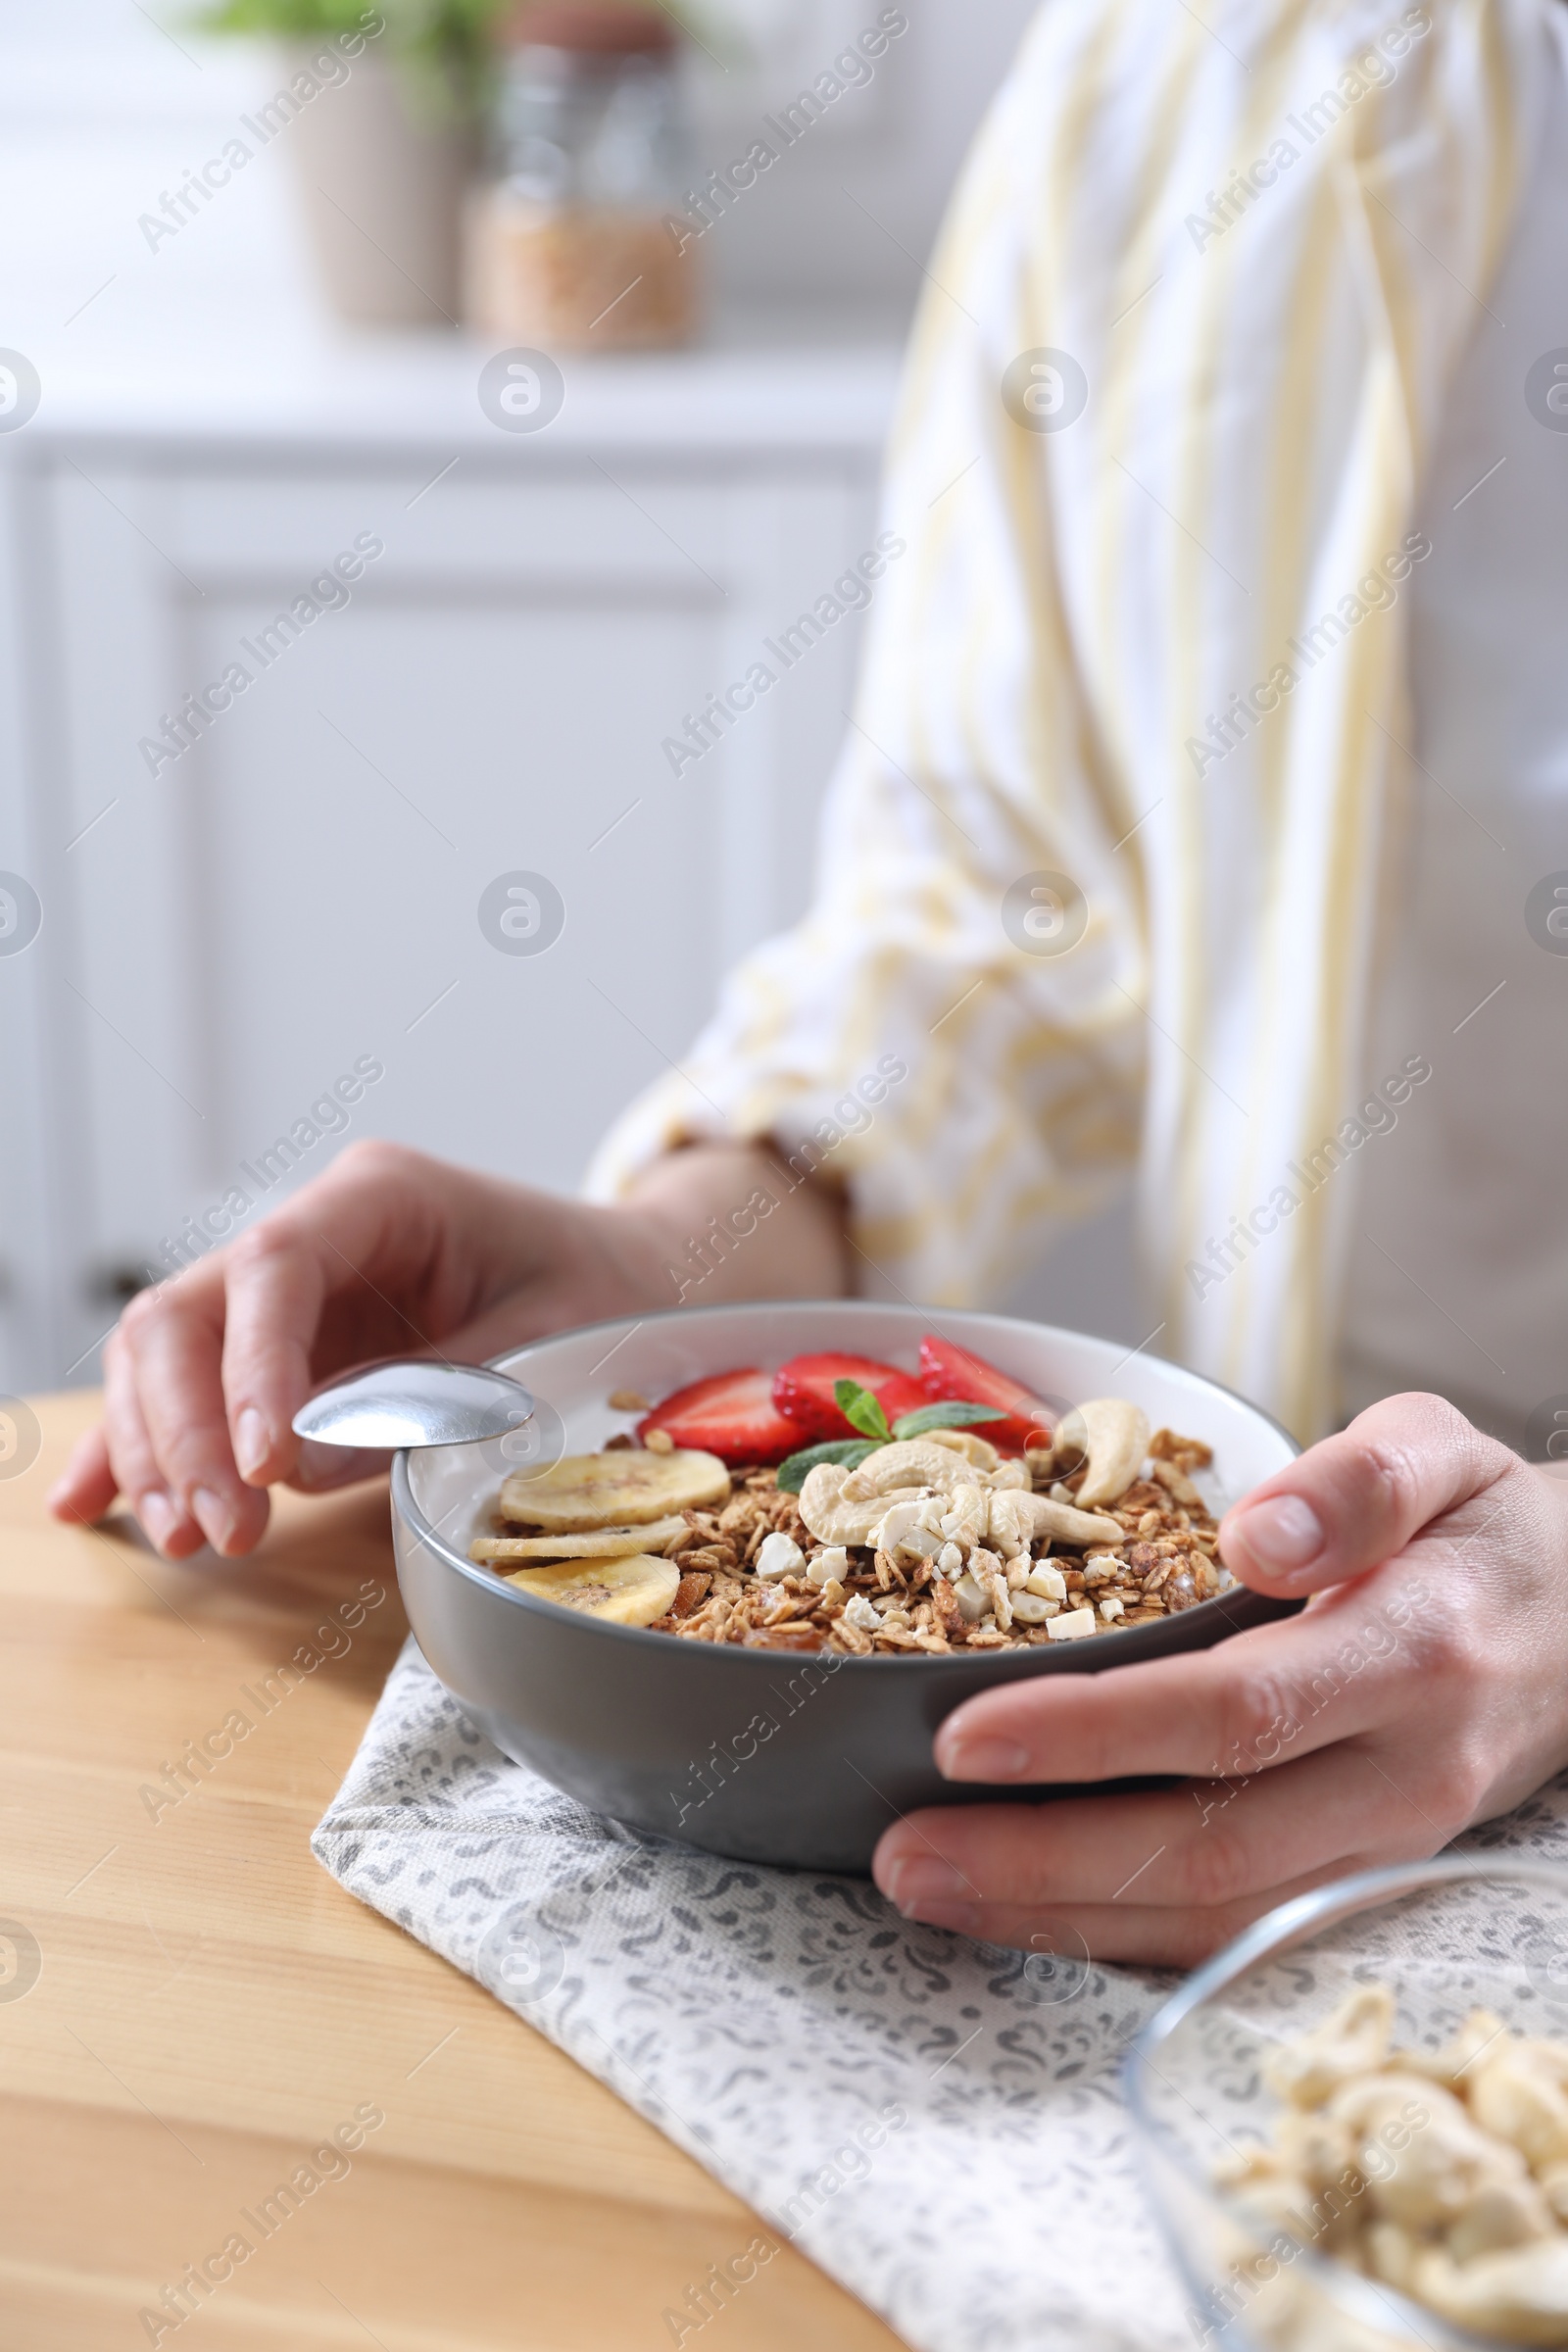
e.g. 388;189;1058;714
619;1140;850;1308
443;1142;852;1367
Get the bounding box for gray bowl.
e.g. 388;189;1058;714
390;1301;1298;1874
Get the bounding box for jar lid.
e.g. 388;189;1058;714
503;2;678;53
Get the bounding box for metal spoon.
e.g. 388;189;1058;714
291;1358;535;1450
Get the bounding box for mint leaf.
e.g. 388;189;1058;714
833;1378;893;1445
775;1438;882;1494
892;1400;1007;1440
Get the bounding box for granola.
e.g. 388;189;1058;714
472;1411;1230;1656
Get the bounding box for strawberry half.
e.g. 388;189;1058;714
918;1335;1060;1454
770;1351;927;1442
637;1368;800;1466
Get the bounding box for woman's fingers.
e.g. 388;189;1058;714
46;1143;456;1552
117;1281;270;1555
215;1143;466;1487
870;1856;1375;1970
932;1574;1426;1788
875;1739;1437;1938
218;1223;331;1487
1220;1389;1513;1596
47;1422;119;1526
98;1327;209;1555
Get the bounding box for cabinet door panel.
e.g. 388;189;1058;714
166;469;739;589
29;455;878;1378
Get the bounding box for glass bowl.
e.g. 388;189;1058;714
1126;1857;1568;2351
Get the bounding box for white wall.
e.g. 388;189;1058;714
0;0;1044;341
690;2;1043;307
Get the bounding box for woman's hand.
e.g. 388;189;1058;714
49;1137;845;1561
871;1393;1568;1964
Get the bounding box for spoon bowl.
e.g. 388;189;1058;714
292;1358;535;1450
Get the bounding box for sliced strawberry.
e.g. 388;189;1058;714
770;1351;927;1442
918;1335;1060;1454
637;1368;800;1466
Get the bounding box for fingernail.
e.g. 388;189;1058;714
1235;1493;1325;1575
139;1490;178;1548
234;1407;270;1481
886;1858;971;1911
938;1737;1031;1783
191;1487;236;1553
899;1897;981;1935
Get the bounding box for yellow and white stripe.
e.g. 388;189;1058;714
589;0;1543;1442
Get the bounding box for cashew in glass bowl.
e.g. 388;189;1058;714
1222;1986;1568;2346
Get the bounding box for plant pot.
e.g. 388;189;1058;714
282;45;477;329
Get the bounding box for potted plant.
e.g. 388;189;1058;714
192;0;511;327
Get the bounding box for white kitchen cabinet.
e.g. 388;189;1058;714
0;338;902;1389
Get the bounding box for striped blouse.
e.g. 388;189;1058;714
588;0;1544;1444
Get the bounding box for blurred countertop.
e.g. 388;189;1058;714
9;306;908;464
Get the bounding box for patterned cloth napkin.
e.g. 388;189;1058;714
313;1636;1568;2352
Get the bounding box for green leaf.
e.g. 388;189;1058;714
833;1378;893;1445
892;1400;1007;1440
189;0;514;122
775;1439;881;1494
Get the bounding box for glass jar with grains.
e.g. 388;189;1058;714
467;2;701;351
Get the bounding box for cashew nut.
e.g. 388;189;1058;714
1365;2220;1420;2293
1226;1987;1568;2348
971;1545;1010;1629
1330;2073;1527;2229
1274;2108;1356;2194
1470;2047;1568;2170
1396;2006;1508;2089
840;1440;972;1499
936;1481;991;1548
871;1498;944;1558
754;1531;805;1581
813;1454;1111;1558
925;1427;1001;1471
1056;1398;1152;1507
1013;1493;1129;1548
1411;2239;1568;2345
1263;1984;1395;2108
952;1571;989;1623
1010;1591;1056;1624
1448;2180;1555;2265
797;1466;930;1546
1236;2166;1358;2255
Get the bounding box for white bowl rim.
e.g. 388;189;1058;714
390;1298;1299;1670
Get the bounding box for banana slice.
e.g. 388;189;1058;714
471;1515;688;1564
501;1553;679;1627
500;1448;728;1531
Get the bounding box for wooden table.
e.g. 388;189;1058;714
1;1394;904;2352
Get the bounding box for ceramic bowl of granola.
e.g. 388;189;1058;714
389;1300;1298;1872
